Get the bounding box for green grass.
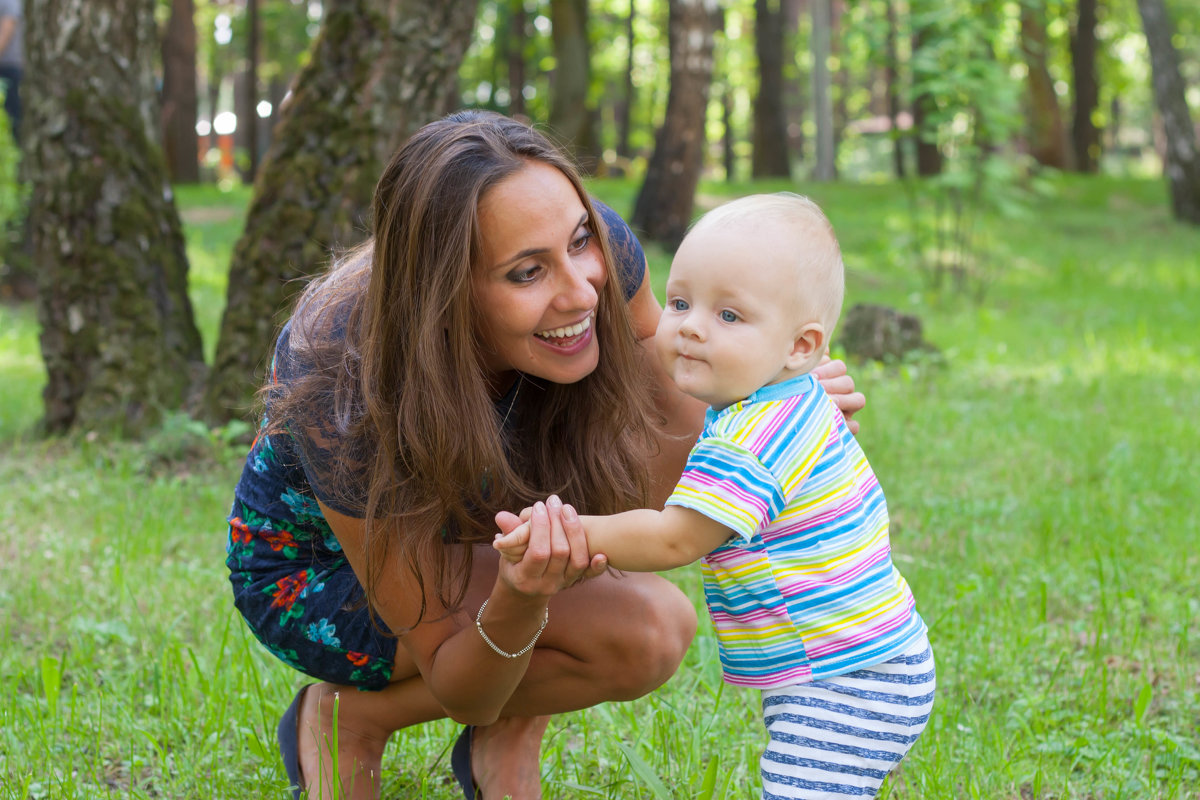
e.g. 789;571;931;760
1;175;1198;798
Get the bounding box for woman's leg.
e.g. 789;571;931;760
294;547;698;799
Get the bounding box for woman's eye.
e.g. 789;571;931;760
570;230;593;252
720;310;739;323
509;265;542;284
670;299;689;312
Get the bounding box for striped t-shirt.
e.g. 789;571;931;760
667;372;926;689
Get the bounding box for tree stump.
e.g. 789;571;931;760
838;303;936;362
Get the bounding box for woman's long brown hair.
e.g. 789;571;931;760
266;110;660;630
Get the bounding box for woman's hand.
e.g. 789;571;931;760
493;495;608;596
813;356;866;434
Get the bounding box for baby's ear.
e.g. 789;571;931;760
787;323;826;371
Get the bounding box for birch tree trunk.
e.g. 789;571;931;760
26;0;204;435
202;0;479;422
631;0;721;247
1136;0;1200;224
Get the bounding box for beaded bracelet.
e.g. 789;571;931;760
474;599;549;659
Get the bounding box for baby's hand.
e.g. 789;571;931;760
493;521;532;563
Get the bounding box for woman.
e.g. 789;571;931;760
226;110;865;800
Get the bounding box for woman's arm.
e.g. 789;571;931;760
496;501;733;573
319;497;599;726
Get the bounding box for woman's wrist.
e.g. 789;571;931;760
473;583;551;658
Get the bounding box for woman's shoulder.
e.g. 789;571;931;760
591;199;645;302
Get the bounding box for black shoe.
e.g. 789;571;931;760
451;725;480;799
277;685;311;800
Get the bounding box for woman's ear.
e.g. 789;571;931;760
786;323;827;371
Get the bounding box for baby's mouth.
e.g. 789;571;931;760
534;314;592;343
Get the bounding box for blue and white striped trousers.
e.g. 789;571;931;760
759;634;936;799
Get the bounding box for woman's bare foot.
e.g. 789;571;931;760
296;683;390;800
472;716;551;799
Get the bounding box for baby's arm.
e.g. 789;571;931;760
496;504;734;572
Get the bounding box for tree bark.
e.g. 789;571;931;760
1136;0;1200;224
161;0;200;183
722;82;736;181
631;0;721;247
884;0;905;178
26;0;204;435
752;0;790;177
1070;0;1101;172
237;0;261;182
783;0;806;163
202;0;479;422
811;0;835;180
616;0;635;158
507;0;527;118
911;13;942;177
1020;1;1070;169
548;0;601;172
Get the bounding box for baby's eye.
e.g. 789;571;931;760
720;310;739;323
670;298;689;312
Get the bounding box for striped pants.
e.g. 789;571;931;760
759;635;936;799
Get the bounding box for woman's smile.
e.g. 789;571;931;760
473;161;605;385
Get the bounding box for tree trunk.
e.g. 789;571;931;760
885;0;905;178
1020;1;1070;169
831;0;848;159
911;15;942;177
811;0;834;180
548;0;601;173
1136;0;1200;224
631;0;720;247
26;0;204;435
616;0;635;158
783;0;806;163
507;0;527;118
722;82;736;181
161;0;200;183
237;0;260;182
1069;0;1101;172
752;0;790;178
202;0;479;422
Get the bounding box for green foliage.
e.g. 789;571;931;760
2;177;1199;797
903;0;1032;300
0;110;26;281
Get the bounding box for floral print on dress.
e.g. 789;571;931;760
308;618;341;648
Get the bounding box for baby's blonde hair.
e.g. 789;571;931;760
690;193;844;334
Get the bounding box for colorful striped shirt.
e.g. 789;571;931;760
667;372;926;689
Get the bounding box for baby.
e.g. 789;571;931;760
497;193;935;799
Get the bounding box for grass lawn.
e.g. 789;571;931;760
1;175;1198;799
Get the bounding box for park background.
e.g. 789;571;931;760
1;0;1199;797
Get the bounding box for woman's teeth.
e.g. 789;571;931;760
536;315;591;341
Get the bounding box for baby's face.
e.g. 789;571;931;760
655;225;809;410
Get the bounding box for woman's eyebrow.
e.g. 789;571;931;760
493;213;590;270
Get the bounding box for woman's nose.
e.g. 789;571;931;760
555;258;600;310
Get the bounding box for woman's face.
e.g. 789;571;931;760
472;161;606;390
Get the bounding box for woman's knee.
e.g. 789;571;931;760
595;576;698;699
